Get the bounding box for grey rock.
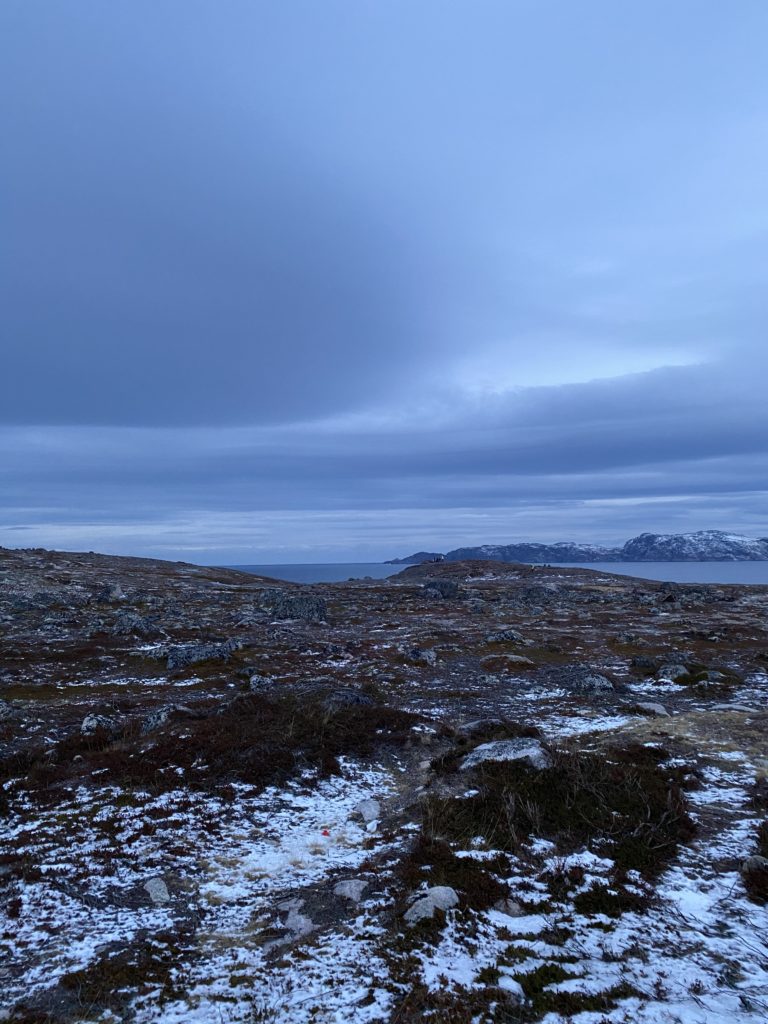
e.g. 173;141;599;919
657;663;690;682
742;854;768;875
248;673;274;692
494;898;526;918
143;877;170;904
461;737;552;771
485;628;528;645
112;611;161;638
407;646;437;666
404;885;459;924
279;898;315;939
258;588;327;622
353;798;381;824
140;706;174;734
80;713;118;736
334;879;368;902
422;580;460;599
481;653;535;669
633;701;670;717
166;638;242;671
547;665;615;694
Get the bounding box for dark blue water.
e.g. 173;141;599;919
229;561;768;584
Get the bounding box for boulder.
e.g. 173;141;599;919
656;663;690;682
547;665;615;694
143;877;171;905
166;638;241;671
633;702;670;717
258;588;327;622
485;628;528;645
461;737;552;771
80;713;118;736
112;611;161;638
407;647;437;667
353;798;381;824
334;879;368;902
422;580;460;600
404;885;459;924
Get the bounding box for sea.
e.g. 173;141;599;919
229;561;768;585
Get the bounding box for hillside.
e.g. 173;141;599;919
2;547;768;1023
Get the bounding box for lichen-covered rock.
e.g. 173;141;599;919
461;737;552;771
166;638;241;670
656;663;690;682
257;588;327;622
112;611;161;638
485;628;528;645
547;665;615;694
80;713;118;736
404;885;459;924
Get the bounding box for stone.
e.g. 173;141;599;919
353;798;381;824
143;877;170;904
166;638;242;671
258;588;327;622
248;673;273;692
407;647;437;666
461;737;552;771
334;879;368;902
112;611;161;638
633;702;670;717
278;897;315;939
547;665;615;694
656;663;690;682
485;628;527;645
480;653;535;669
140;706;174;734
404;885;459;924
80;713;117;736
494;898;526;918
422;580;460;599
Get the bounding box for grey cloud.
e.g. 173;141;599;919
2;1;768;557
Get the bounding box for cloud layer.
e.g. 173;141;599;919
2;2;767;560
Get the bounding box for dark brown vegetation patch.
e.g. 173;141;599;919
6;692;421;799
423;744;695;877
396;835;509;911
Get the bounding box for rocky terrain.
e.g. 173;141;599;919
2;546;768;1024
390;529;768;564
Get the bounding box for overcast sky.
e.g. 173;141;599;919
2;1;767;563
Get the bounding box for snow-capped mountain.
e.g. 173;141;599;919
619;530;768;561
388;530;768;564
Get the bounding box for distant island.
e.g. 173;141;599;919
387;529;768;564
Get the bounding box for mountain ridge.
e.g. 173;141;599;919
387;529;768;564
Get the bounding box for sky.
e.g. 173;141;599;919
2;1;767;563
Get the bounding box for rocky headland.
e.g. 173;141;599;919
1;546;768;1023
